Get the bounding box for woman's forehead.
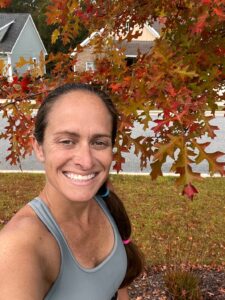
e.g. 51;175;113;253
45;90;113;132
50;90;108;112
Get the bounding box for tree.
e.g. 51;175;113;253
0;0;225;199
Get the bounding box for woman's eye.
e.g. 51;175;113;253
60;140;74;145
92;140;111;149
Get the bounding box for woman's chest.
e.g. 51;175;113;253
60;211;114;269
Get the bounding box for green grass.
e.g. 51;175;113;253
1;173;225;266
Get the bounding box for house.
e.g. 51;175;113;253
73;22;161;72
0;13;47;81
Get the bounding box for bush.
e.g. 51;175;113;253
164;269;202;300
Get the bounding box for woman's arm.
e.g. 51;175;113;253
118;287;130;300
0;220;48;300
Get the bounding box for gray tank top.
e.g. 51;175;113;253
28;196;127;300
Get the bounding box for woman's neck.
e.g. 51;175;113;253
39;186;95;226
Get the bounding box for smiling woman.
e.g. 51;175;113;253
0;83;143;300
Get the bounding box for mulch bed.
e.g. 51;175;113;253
128;266;225;299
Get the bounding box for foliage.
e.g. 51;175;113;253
0;0;225;198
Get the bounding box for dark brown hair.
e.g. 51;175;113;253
34;83;144;287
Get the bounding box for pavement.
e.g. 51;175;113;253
0;112;225;175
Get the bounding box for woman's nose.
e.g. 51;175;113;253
72;143;94;169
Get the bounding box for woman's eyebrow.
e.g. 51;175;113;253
92;134;112;139
53;131;111;138
53;131;80;137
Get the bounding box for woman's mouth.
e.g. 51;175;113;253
63;172;96;182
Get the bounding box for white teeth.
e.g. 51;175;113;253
64;172;95;181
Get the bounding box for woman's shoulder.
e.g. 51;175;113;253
0;203;58;258
1;204;46;239
0;205;59;299
0;203;60;283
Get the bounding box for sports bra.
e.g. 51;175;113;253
28;196;127;300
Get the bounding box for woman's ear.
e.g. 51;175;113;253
32;137;45;163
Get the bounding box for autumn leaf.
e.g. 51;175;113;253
112;152;125;172
214;8;225;20
51;29;60;44
174;65;198;79
182;183;198;200
15;57;32;68
193;140;225;176
0;60;5;73
0;0;11;8
201;0;211;4
191;13;208;34
166;82;177;97
150;159;164;180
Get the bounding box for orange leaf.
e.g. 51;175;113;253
0;59;5;73
110;83;121;92
0;0;11;8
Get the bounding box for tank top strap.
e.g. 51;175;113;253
28;197;68;251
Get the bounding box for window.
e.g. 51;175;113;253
126;57;137;66
86;61;95;71
125;21;130;32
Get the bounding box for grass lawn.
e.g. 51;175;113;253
1;173;225;267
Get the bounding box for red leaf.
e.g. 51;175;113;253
166;83;177;97
215;47;225;56
110;83;121;92
20;76;30;92
0;0;11;8
191;13;208;34
182;183;198;200
214;8;225;19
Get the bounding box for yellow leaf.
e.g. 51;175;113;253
0;59;5;73
16;56;29;68
51;29;60;44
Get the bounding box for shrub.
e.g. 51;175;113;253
164;269;202;300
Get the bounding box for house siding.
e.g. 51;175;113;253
75;45;103;72
11;17;45;75
135;26;156;41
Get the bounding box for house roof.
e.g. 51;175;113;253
0;13;47;54
116;40;154;57
0;13;31;53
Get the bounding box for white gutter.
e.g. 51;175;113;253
7;54;13;82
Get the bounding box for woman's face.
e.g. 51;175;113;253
33;90;113;203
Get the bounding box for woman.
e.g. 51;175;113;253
0;83;143;299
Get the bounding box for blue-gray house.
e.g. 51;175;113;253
0;13;47;81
